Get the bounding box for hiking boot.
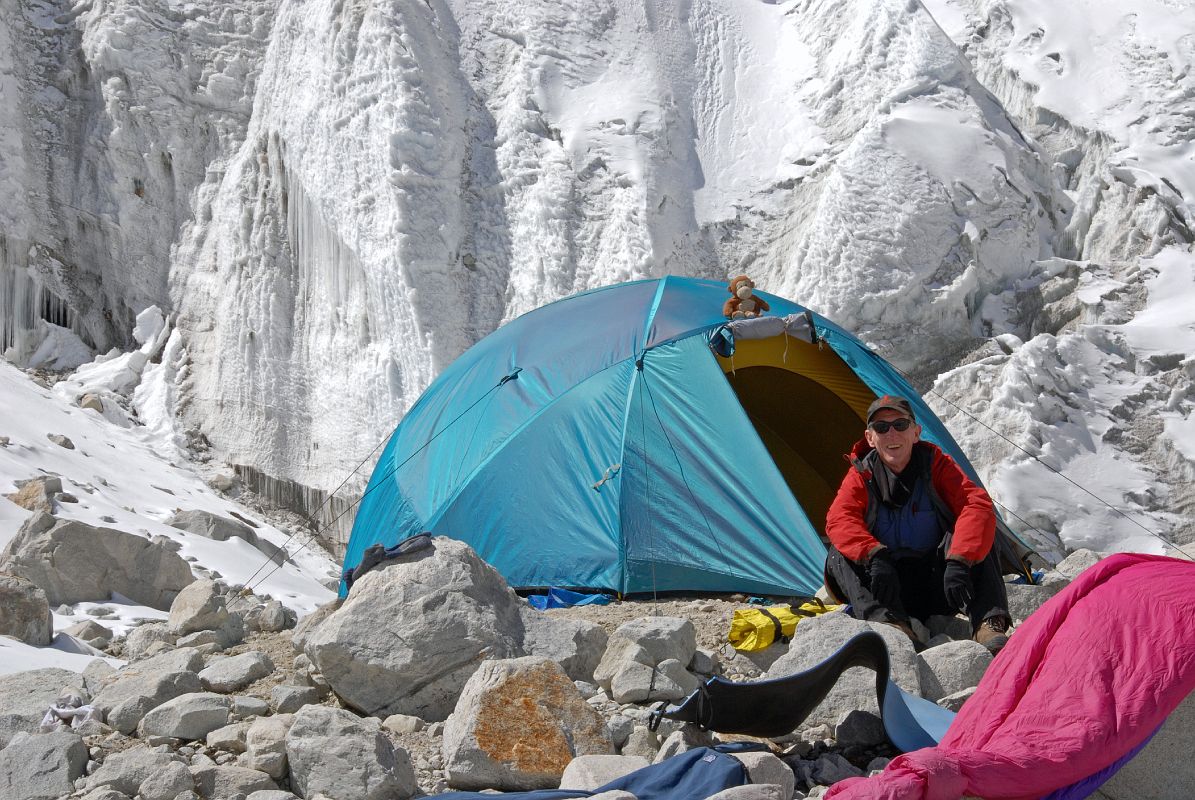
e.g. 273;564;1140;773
974;617;1010;654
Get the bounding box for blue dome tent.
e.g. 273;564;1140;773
342;277;991;598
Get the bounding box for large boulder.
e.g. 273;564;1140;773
594;617;700;703
443;657;614;791
138;692;233;741
167;510;287;565
765;612;921;729
286;705;418;800
85;747;180;796
169;580;231;636
0;668;85;748
0;731;87;800
0;572;53;645
0;512;195;608
198;651;273;693
240;715;294;779
917;640;993;702
92;647;205;733
301;537;526;720
190;765;277;799
521;610;609;683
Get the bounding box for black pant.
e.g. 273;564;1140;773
825;545;1010;632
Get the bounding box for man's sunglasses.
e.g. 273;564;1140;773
868;418;914;434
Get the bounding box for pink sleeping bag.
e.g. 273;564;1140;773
826;553;1195;800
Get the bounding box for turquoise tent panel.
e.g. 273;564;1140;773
420;362;636;590
618;336;827;596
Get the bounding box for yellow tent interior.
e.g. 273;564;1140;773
715;334;876;537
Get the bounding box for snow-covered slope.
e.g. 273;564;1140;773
1;0;1192;560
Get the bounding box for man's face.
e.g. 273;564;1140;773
864;409;921;473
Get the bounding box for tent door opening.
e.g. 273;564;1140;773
715;336;873;537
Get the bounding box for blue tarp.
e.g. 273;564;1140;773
343;277;980;597
527;587;614;610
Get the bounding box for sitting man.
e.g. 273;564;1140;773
824;395;1012;653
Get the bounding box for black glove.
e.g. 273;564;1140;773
867;549;902;610
943;559;975;612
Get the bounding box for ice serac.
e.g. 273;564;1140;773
1;0;276;359
919;0;1195;556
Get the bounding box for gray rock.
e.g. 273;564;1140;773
766;613;920;729
138;761;194;800
610;617;697;668
123;623;178;660
706;786;787;800
189;764;277;799
936;687;976;712
588;792;638;800
0;731;87;800
138;693;233;741
810;753;863;785
286;705;418;800
1099;692;1195;800
207;721;252;753
169;581;230;636
1005;583;1060;624
167;510;287;565
92;648;205;734
65;619;114;643
79;789;132;800
47;433;74;449
443;657;614;790
239;715;293;779
593;638;653;690
289;598;342;654
199;651;273;693
247;792;300;800
607;715;635;749
1053;549;1102;581
245;600;296;633
0;667;85;748
521;610;609;683
86;748;179;795
231;695;270;719
689;648;720;676
301;537;526;720
382;714;424;734
619;726;659;759
917;640;993;702
0;573;53;645
271;685;323;714
559;755;649;790
652;726;713;763
82;659;117;696
0;514;195;608
609;659;693;704
731;751;795;799
835;709;886;747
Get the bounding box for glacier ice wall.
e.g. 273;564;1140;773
1;0;1191;556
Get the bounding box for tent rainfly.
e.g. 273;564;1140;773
343;277;1007;597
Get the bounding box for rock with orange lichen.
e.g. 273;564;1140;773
442;657;614;791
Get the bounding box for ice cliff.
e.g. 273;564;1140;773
1;0;1192;556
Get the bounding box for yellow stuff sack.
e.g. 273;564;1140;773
727;601;841;651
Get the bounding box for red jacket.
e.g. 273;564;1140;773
825;440;995;564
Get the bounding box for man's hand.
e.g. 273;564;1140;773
943;559;974;612
868;549;902;609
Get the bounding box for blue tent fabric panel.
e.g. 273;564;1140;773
880;678;958;753
428;364;635;591
618;336;826;596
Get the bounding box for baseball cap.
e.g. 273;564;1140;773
866;395;915;423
